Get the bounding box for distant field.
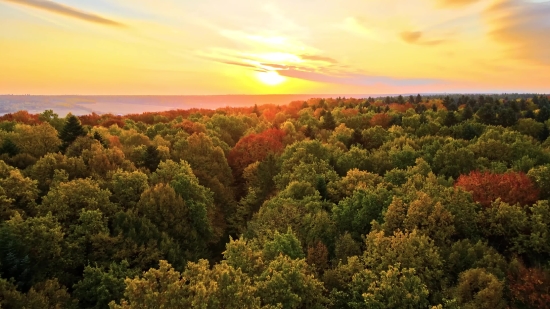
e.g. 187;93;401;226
0;94;377;116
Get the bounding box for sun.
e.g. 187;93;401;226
257;71;286;86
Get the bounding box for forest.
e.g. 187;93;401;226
0;93;549;308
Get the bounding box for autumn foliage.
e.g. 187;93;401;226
508;262;550;309
0;111;41;125
369;113;393;128
455;170;540;207
228;128;285;176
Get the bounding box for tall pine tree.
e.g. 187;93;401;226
321;110;336;130
59;114;86;151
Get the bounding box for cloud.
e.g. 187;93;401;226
278;69;443;87
435;0;480;8
485;0;550;65
220;61;258;69
400;31;445;46
2;0;125;27
340;17;381;41
300;54;338;64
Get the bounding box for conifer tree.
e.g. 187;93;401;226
0;139;19;157
321;110;336;130
142;145;161;172
415;94;422;104
59;114;86;151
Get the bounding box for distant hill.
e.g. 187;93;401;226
0;94;374;116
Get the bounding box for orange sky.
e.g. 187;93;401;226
1;0;549;95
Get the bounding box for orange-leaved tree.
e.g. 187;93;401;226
228;128;285;178
455;170;539;207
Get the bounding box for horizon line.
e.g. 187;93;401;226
1;92;546;96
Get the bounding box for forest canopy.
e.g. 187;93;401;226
1;93;550;308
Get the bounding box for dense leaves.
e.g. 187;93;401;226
0;93;549;308
455;170;540;207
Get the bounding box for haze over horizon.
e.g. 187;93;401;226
1;0;549;95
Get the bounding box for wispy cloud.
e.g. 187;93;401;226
300;54;338;64
485;0;550;65
435;0;480;8
340;17;382;41
400;31;445;45
200;45;443;88
2;0;125;27
277;69;443;87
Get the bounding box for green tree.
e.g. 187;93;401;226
351;264;430;309
255;255;327;309
450;268;506;309
39;109;65;132
73;260;138;309
136;183;212;260
37;178;116;227
363;229;444;301
0;138;19;157
59;114;86;151
0;213;65;290
12;123;62;158
141;145;160;171
262;228;305;261
321;110;336;130
333;187;391;241
150;160;216;240
108;169;149;209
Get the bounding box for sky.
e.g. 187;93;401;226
0;0;549;95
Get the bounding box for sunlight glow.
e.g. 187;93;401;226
257;71;286;86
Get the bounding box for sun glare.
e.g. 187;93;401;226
257;71;286;86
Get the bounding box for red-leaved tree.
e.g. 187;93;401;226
369;113;393;128
228;128;285;177
455;170;540;207
508;262;550;309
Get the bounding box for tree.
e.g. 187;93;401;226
321;110;336;130
432;142;476;179
255;255;327;309
59;114;86;151
262;228;305;261
397;95;405;105
0;213;65;290
111;260;263;309
12;123;61;158
498;107;517;127
333;187;391;241
141;145;160;171
537;106;550;123
93;131;108;148
369;113;392;129
109;170;149;209
352;264;430;309
228;129;285;178
528;165;550;199
362;229;444;300
451;268;506;309
383;193;455;247
109;260;191;309
0;138;19;157
455;171;540;207
136;183;212;260
508;261;550;309
37;178;116;227
462;104;473;120
39;109;65;132
415;94;422;104
150;160;217;243
73;260;138;309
